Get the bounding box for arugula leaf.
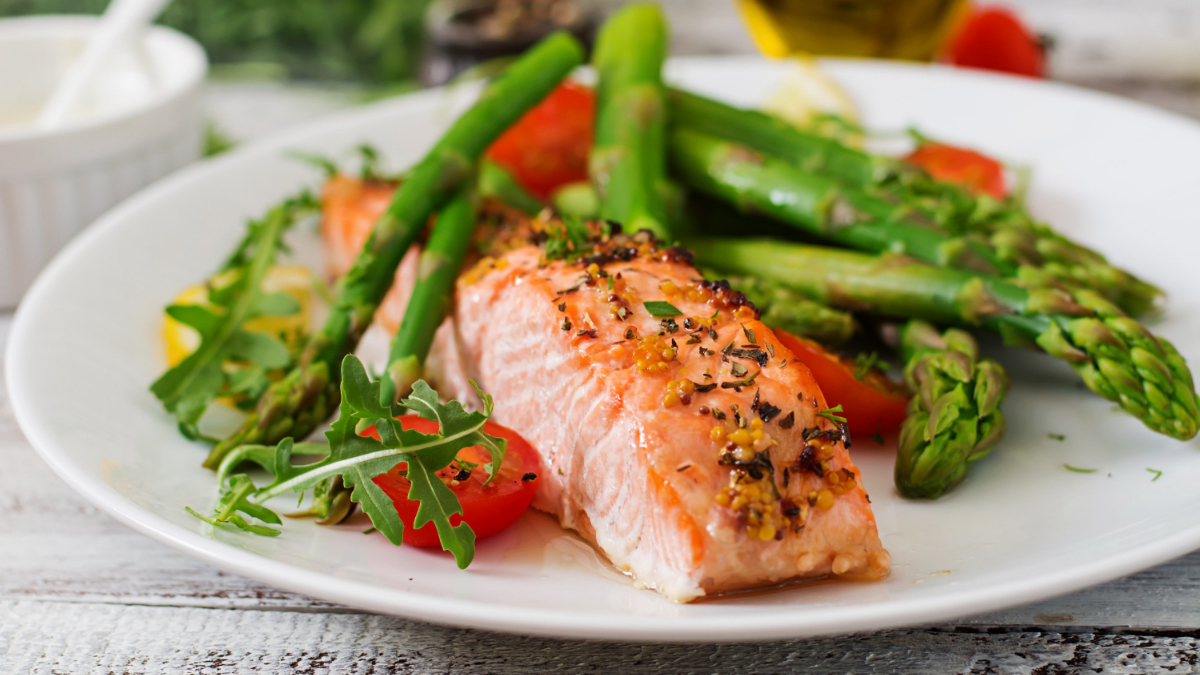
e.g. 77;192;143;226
150;193;318;440
643;301;682;317
187;474;281;537
248;355;506;568
406;454;477;567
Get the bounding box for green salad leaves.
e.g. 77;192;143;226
150;192;318;441
188;354;506;569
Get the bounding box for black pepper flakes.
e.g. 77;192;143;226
624;328;634;340
521;472;537;482
557;302;566;312
712;409;727;420
779;411;796;429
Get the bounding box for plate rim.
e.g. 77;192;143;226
8;57;1200;642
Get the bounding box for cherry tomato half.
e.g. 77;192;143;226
904;141;1007;199
774;330;909;437
366;416;540;547
946;7;1045;79
484;80;595;201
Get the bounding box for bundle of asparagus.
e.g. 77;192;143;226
669;88;1164;318
692;238;1199;442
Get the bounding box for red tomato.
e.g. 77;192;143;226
774;330;909;437
904;141;1007;199
484;80;595;200
946;7;1045;78
366;416;540;547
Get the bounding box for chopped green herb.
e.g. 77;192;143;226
742;325;756;344
870;420;884;445
1147;468;1163;482
644;300;682;317
1064;464;1097;474
816;404;847;424
720;370;760;391
363;527;377;535
1048;433;1066;441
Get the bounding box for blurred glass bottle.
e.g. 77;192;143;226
736;0;969;61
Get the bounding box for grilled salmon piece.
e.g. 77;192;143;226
321;180;890;602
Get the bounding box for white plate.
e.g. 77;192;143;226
8;58;1200;642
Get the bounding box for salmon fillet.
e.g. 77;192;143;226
322;178;890;602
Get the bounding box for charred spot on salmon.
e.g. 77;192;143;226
731;348;769;367
796;445;824;477
521;472;537;482
778;411;796;429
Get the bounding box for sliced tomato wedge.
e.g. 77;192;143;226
946;7;1045;79
904;141;1007;199
365;416;540;547
484;80;595;201
774;330;909;437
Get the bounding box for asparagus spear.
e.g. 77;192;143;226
204;32;585;469
669;89;1163;316
381;190;477;405
591;2;671;240
692;237;1199;441
669;128;1011;276
705;271;857;344
895;321;1010;498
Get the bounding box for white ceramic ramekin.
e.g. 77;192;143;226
0;16;207;309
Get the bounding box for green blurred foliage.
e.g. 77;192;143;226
0;0;433;83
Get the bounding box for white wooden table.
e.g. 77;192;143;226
6;1;1200;671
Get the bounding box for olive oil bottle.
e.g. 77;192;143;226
736;0;968;61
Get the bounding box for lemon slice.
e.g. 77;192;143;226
163;264;317;367
762;56;862;146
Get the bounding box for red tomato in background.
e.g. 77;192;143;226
484;80;595;200
774;330;910;437
946;7;1045;78
904;142;1007;199
366;416;540;547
